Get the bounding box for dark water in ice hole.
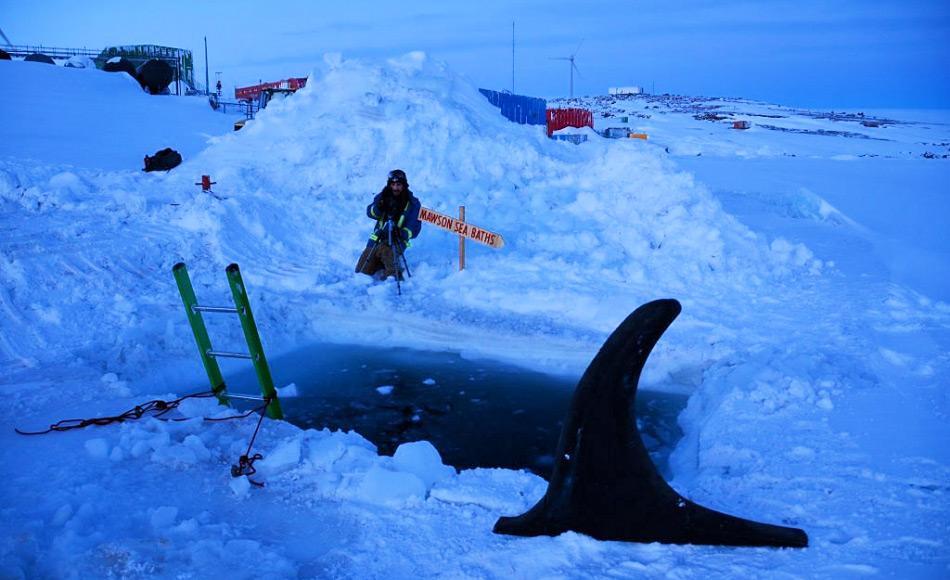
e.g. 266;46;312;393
227;344;687;479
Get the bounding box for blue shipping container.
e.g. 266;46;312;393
478;89;547;126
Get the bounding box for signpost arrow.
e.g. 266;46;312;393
418;205;504;271
419;206;505;249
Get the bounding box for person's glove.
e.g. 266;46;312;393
377;224;395;244
399;230;412;250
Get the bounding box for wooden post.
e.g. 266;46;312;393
459;205;466;271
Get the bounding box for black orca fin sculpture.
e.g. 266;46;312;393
494;299;808;548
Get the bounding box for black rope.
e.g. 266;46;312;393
229;397;272;487
14;390;219;435
15;390;276;489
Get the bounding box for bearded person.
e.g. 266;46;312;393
355;169;422;280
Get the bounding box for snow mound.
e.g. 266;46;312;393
192;52;815;303
0;52;821;379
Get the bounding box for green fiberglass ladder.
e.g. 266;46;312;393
172;262;283;420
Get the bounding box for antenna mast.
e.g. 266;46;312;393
204;36;210;96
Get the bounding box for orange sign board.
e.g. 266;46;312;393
419;206;504;249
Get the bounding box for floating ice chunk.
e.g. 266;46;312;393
277;382;298;398
376;385;394;395
422;378;437;385
84;438;109;459
393;440;456;488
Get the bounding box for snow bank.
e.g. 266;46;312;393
1;52;821;383
0;59;241;170
3;51;948;578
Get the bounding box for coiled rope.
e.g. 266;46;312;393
15;390;275;487
14;390;219;435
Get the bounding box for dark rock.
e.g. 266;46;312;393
103;57;137;81
136;58;174;94
24;53;56;65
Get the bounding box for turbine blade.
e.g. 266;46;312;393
573;38;585;56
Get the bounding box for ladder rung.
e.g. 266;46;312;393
226;394;267;401
193;305;239;314
207;350;254;360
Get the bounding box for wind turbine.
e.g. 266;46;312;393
550;39;584;98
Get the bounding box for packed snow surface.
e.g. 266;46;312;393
1;54;948;578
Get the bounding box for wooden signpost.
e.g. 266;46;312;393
418;205;504;270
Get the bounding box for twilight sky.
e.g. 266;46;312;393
3;0;948;108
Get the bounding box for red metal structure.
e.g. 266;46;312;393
234;77;308;101
546;108;594;137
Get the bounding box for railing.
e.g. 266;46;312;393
234;77;308;101
4;44;100;59
5;44;195;96
209;95;259;118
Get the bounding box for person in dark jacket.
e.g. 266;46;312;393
355;169;422;280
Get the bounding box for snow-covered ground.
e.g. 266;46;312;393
1;55;948;578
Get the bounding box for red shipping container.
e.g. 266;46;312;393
546;108;594;137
